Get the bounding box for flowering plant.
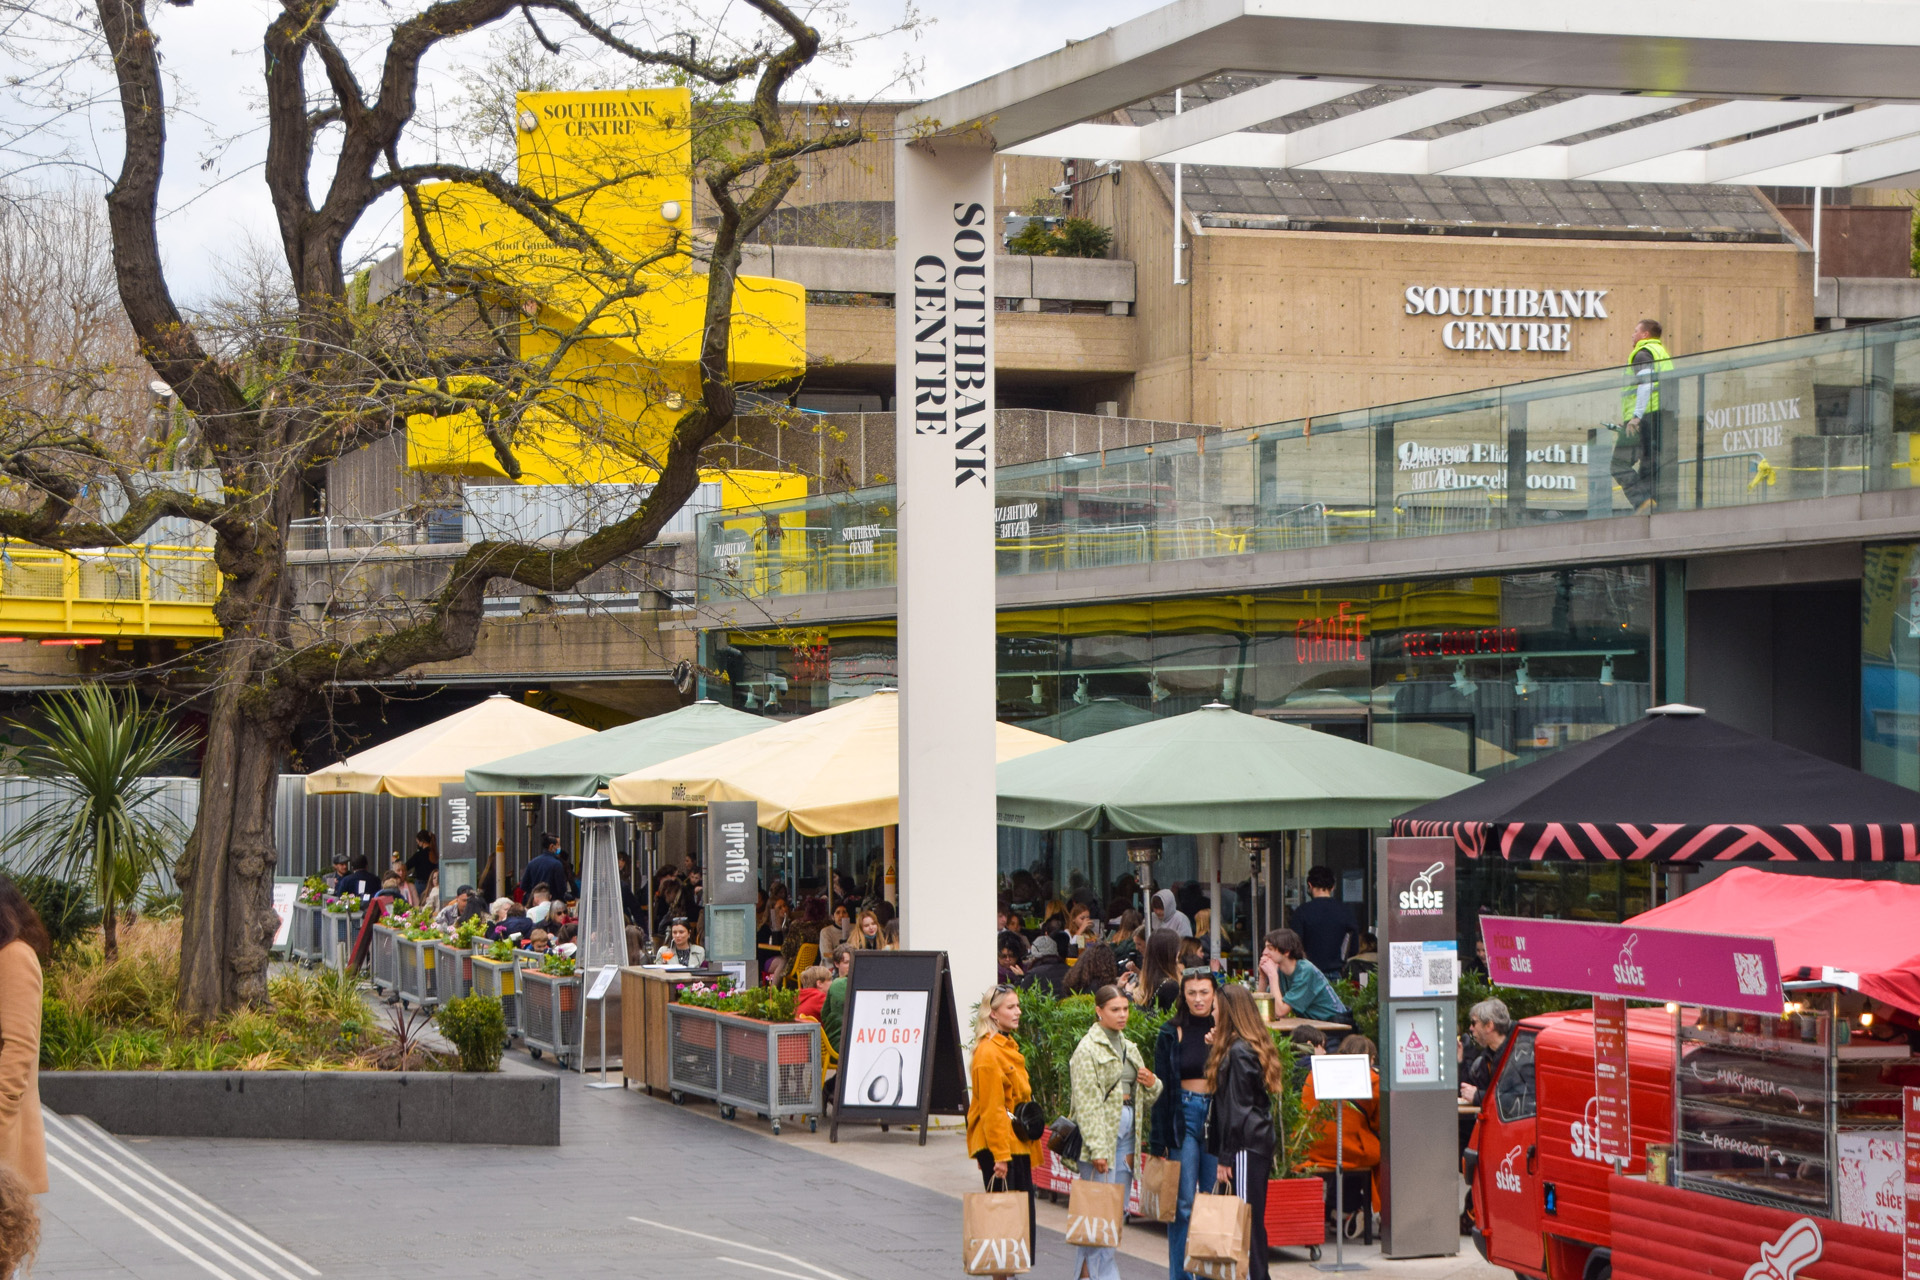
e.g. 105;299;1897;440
322;893;364;916
297;876;328;906
539;953;577;976
453;914;489;945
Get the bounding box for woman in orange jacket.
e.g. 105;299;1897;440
967;984;1040;1276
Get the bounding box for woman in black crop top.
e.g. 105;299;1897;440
1149;969;1219;1280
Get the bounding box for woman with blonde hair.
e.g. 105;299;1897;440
1206;984;1285;1280
851;906;883;950
966;984;1039;1280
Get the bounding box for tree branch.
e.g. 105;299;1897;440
95;0;246;420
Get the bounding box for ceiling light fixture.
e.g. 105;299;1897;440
1451;661;1477;698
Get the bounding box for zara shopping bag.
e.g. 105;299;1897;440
1135;1154;1180;1224
1183;1191;1252;1280
1063;1177;1126;1248
962;1183;1032;1275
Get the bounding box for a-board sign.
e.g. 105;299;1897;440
270;881;298;948
830;950;967;1146
1592;996;1630;1165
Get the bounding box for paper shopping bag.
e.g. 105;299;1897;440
962;1188;1032;1275
1135;1154;1180;1224
1063;1177;1126;1248
1184;1192;1251;1280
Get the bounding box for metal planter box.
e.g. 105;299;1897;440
288;903;323;965
431;942;474;1003
322;910;358;974
520;966;581;1068
396;937;439;1011
470;955;521;1039
370;924;400;994
665;1004;822;1135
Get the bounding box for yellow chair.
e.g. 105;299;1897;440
782;942;819;989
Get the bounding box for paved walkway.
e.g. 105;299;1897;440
40;1053;1505;1280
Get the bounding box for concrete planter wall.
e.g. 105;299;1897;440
40;1069;559;1146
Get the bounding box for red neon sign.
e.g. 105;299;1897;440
1295;602;1369;664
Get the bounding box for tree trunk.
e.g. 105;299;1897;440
176;651;297;1019
102;893;118;963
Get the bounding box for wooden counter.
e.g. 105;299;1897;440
621;965;728;1094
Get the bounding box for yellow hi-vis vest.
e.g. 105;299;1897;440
1621;336;1673;419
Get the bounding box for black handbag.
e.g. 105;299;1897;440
1011;1100;1047;1143
1045;1114;1082;1160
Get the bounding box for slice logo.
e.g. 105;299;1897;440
1397;860;1447;915
1612;932;1647;989
1741;1217;1822;1280
1569;1096;1610;1164
1494;1145;1524;1193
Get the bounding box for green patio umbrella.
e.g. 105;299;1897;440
464;698;770;796
995;702;1478;834
1020;697;1155;742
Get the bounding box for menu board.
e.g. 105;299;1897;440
1592;997;1630;1165
1905;1086;1920;1279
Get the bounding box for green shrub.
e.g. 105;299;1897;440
15;873;101;952
435;995;506;1072
1006;216;1113;259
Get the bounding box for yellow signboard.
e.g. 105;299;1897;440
401;88;806;488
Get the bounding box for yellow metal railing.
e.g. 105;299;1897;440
0;542;220;638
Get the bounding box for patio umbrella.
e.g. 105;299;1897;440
1393;703;1920;862
606;689;1061;835
303;693;595;797
1021;697;1155;742
994;702;1478;835
463;699;770;796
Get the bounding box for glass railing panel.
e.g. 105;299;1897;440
1254;408;1375;551
1377;391;1510;539
694;319;1920;606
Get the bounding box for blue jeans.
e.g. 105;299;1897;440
1076;1104;1133;1280
1168;1091;1218;1280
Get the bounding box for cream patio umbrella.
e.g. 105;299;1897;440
606;688;1061;835
303;693;596;797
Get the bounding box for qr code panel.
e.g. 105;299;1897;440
1391;947;1422;979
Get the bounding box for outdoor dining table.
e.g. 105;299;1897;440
1271;1016;1351;1033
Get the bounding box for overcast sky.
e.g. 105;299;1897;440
39;0;1162;302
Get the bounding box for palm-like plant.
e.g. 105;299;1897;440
5;684;197;960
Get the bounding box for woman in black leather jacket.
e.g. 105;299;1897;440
1205;984;1286;1280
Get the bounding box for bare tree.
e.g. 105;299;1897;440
0;0;869;1017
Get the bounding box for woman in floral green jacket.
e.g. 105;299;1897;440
1067;985;1162;1280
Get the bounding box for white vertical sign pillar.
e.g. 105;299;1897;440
895;135;997;1014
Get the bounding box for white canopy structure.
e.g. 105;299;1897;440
921;1;1920;188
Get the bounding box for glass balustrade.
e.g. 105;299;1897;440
698;317;1920;605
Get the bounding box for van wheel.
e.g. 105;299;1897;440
1582;1252;1612;1280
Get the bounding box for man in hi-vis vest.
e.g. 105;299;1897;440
1612;318;1673;516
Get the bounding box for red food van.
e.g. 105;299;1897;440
1466;1006;1674;1280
